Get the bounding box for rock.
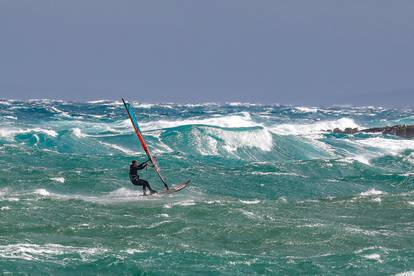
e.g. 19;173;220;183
328;124;414;139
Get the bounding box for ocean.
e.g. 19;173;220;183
0;99;413;275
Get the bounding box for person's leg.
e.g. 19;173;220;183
134;179;155;195
141;179;157;194
131;178;148;195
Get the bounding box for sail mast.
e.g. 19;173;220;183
122;98;169;189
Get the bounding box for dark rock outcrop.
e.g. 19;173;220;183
328;124;414;139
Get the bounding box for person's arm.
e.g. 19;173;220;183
137;161;148;170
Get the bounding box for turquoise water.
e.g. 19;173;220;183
1;99;414;275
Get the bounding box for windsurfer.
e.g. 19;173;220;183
129;160;157;196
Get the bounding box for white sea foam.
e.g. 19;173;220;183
239;209;258;219
396;271;414;276
0;127;58;139
360;189;386;197
269;117;360;136
0;243;107;261
176;200;196;206
277;196;288;203
163;200;197;209
218;128;273;153
363;253;382;262
86;99;110;104
106;188;140;198
158;213;170;218
192;131;219;155
297;223;325;228
343;156;371;166
341;137;414;165
72;128;86;138
47;106;71;118
50;177;65;183
124;248;145;254
137;103;156;109
192;127;273;156
355;138;414;155
31;188;147;203
401;172;414;176
251;171;300;176
0;100;12;106
34;189;51;196
88;100;123;106
89;114;105;119
239;199;261;205
226;102;262;107
295;106;318;113
137;112;259;131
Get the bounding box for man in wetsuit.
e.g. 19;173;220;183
129;160;157;195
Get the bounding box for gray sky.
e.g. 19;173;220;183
1;0;414;106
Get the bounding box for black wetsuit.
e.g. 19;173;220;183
129;162;156;195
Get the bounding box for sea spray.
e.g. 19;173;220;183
0;100;413;274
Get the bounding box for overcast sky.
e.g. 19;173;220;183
1;1;413;106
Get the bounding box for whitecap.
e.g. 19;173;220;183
71;128;86;138
395;271;414;276
363;253;382;262
138;112;259;131
239;209;258;219
0;243;108;261
269;117;360;136
251;172;300;176
192;127;273;156
0;127;58;139
239;199;261;205
47;106;71;118
226;102;262;107
355;138;414;156
277;196;288;203
297;223;325;228
124;248;145;254
34;189;51;196
137;103;155;109
158;213;170;218
50;177;65;184
295;106;318;113
360;189;386;197
86;99;109;104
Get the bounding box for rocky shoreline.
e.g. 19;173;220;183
327;124;414;139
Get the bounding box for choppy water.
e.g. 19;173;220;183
1;99;414;275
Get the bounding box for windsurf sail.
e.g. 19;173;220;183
122;98;169;189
